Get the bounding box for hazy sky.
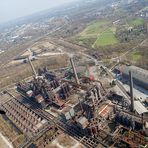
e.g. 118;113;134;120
0;0;76;23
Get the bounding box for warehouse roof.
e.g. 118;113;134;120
134;101;148;115
76;116;89;129
118;65;148;85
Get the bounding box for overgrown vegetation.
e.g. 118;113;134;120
116;18;146;43
71;17;146;50
127;47;148;70
70;16;147;71
128;18;144;26
131;52;142;61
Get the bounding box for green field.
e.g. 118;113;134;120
143;6;148;11
132;52;142;61
129;18;144;26
74;20;118;48
93;28;118;47
80;20;109;36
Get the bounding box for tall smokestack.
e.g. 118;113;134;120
70;58;80;84
129;71;134;112
28;56;37;78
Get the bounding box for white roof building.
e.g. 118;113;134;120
134;101;148;115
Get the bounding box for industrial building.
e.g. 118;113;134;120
116;65;148;90
0;57;148;148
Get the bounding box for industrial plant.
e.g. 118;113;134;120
0;55;147;148
0;0;148;147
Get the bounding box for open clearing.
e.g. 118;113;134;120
80;20;109;36
74;20;109;46
128;18;144;26
131;52;142;61
73;17;144;49
73;20;118;48
93;28;118;47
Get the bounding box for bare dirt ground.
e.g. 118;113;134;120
0;54;69;89
140;38;148;47
47;133;84;148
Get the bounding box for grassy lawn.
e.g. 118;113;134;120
73;19;119;48
93;28;118;47
73;20;110;47
80;20;109;36
129;18;144;26
132;52;142;61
